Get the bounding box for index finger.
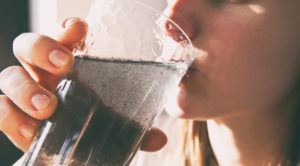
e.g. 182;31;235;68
13;18;88;91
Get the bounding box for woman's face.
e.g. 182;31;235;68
165;0;300;120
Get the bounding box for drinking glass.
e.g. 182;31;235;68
23;0;194;165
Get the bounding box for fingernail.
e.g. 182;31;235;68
31;93;52;110
49;49;70;67
63;17;82;28
19;124;35;139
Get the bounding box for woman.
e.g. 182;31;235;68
1;0;300;165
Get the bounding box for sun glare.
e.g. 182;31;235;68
248;4;266;15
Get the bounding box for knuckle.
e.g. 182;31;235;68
0;66;32;102
0;66;24;83
0;96;13;129
13;33;31;56
0;66;57;120
13;33;30;46
13;33;50;59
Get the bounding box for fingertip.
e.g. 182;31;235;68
18;123;36;140
62;17;84;29
140;128;168;152
57;17;88;46
0;95;40;152
48;48;75;75
13;33;36;60
31;91;58;120
0;66;59;120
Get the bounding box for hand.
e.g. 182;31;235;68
0;18;167;152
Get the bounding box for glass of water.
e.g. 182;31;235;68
23;0;194;165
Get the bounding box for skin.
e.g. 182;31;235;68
1;0;300;165
165;0;300;165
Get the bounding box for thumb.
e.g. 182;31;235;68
140;127;168;152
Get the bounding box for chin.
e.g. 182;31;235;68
165;86;206;120
165;104;212;121
165;86;227;121
165;86;190;118
165;83;225;121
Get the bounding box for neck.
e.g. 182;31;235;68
207;96;300;166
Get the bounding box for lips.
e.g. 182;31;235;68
179;67;197;85
188;66;199;73
185;65;199;77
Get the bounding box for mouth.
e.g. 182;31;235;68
179;67;199;86
183;66;199;79
179;65;200;89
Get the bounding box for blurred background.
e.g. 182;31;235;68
0;0;29;165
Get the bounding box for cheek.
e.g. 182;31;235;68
202;17;269;109
179;10;300;118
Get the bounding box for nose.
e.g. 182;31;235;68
164;0;197;41
165;18;196;42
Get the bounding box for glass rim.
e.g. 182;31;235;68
134;0;194;63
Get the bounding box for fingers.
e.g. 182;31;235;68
140;127;168;152
0;17;88;152
13;33;74;76
0;66;57;120
13;18;88;91
0;95;40;152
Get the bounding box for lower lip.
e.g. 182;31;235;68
185;68;198;77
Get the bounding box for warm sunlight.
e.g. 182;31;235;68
248;4;266;15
